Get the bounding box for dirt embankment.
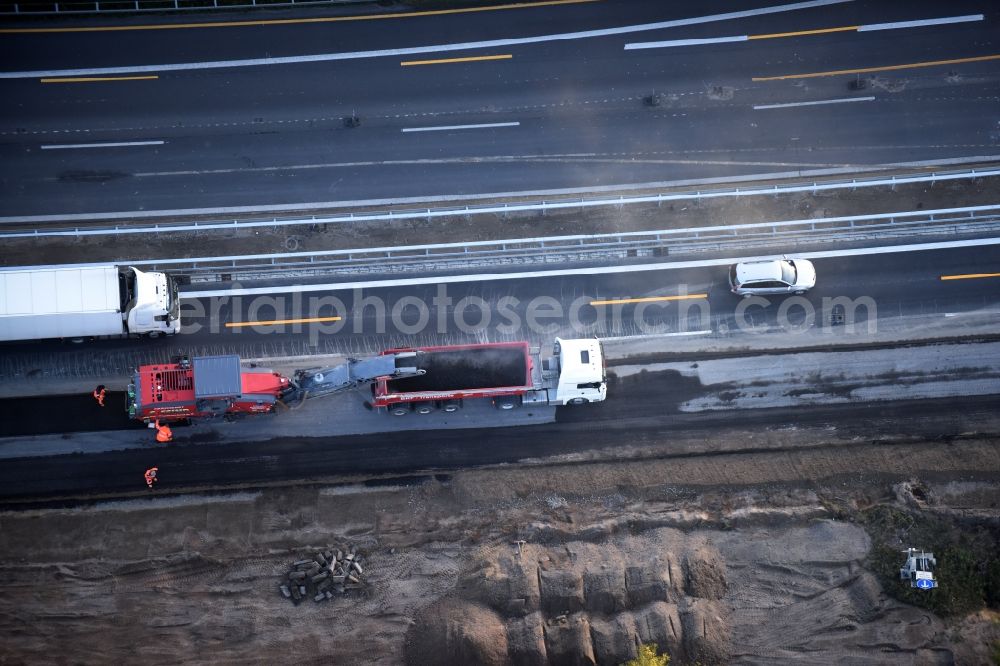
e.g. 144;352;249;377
1;450;998;665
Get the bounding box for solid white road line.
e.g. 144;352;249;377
401;122;520;133
626;13;983;50
625;35;747;50
0;0;850;79
858;14;983;32
753;96;874;110
40;140;165;150
181;236;1000;299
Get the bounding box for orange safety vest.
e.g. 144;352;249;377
155;423;173;443
92;388;106;406
144;467;158;487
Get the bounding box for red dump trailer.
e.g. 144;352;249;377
370;339;605;415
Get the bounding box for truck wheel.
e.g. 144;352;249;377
568;398;588;405
147;331;161;339
415;403;435;415
440;400;461;413
391;406;410;417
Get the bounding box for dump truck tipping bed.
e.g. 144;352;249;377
374;342;531;405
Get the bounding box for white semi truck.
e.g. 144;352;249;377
0;265;180;343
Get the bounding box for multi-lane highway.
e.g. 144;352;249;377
2;0;999;216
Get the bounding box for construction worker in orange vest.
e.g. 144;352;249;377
144;467;158;489
153;420;173;443
92;385;106;407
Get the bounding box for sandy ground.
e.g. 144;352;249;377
1;430;998;665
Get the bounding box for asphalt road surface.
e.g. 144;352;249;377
3;241;997;379
0;385;996;502
1;0;998;216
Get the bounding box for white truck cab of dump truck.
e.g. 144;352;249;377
549;337;607;405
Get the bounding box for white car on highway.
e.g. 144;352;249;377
728;259;817;297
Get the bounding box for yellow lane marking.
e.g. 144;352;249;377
41;75;158;83
225;316;342;328
748;25;858;40
753;53;1000;81
0;0;596;33
590;294;709;306
402;54;512;67
939;272;1000;281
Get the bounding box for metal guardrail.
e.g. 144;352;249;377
3;166;1000;240
0;0;356;15
100;204;1000;279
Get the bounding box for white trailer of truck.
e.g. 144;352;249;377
0;265;180;343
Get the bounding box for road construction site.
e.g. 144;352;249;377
2;169;999;664
1;337;999;465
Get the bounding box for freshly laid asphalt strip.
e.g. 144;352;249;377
0;391;144;437
0;393;998;503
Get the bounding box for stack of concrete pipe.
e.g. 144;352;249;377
279;548;365;604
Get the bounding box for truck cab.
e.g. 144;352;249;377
551;338;607;405
125;267;181;337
